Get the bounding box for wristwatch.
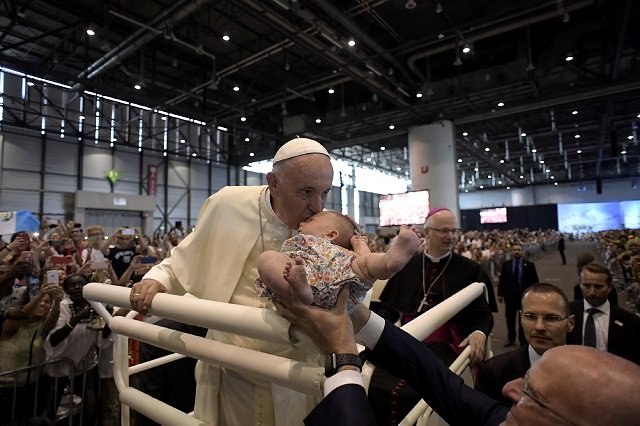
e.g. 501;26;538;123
324;353;363;377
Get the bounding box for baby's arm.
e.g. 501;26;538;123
351;226;420;283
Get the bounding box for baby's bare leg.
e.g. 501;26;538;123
352;226;420;282
283;256;314;304
257;251;313;303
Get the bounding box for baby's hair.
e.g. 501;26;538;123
323;211;361;249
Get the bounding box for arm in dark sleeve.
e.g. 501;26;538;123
366;321;508;426
304;384;376;426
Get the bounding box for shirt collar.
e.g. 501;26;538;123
583;299;610;315
528;345;542;364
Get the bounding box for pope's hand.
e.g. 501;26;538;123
130;279;167;315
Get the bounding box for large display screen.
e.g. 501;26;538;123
379;190;430;226
480;207;508;224
557;202;625;233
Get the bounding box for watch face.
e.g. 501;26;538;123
324;353;363;377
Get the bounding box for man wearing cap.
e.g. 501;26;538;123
375;208;497;423
130;138;333;425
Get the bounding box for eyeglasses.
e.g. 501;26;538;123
520;380;576;425
426;227;461;234
520;311;568;324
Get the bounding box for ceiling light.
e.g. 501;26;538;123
497;101;504;107
180;139;185;143
389;125;395;130
565;55;574;62
245;137;250;142
465;189;469;192
416;92;423;98
462;132;468;137
479;185;484;189
627;135;633;140
347;39;356;47
366;157;371;162
577;149;582;154
520;132;527;137
79;115;85;120
457;158;462;163
191;152;197;157
545;169;550;173
498;180;502;184
621;150;627;155
462;42;472;54
487;174;492;178
574;134;580;139
233;86;239;92
499;159;505;163
572;110;578;115
484;147;490;152
26;81;34;87
240;116;246;121
315;118;322;124
405;0;416;9
110;143;114;147
161;116;167;121
249;152;255;157
134;83;141;90
163;152;167;157
436;1;442;13
637;113;640;118
380;146;386;151
507;186;511;189
520;175;524;179
474;167;479;171
222;35;230;42
86;29;95;36
539;160;545;163
396;167;401;171
437;33;445;39
328;88;335;94
531;148;537;153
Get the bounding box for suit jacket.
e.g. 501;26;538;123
305;320;509;426
498;257;539;298
566;300;640;365
475;347;530;406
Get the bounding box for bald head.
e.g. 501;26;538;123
515;345;640;425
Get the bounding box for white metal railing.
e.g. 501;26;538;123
84;281;487;426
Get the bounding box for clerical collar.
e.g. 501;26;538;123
261;187;286;228
423;250;451;263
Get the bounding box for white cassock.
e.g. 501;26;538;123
144;185;323;426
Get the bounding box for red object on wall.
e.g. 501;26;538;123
148;165;158;196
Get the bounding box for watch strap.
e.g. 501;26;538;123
325;353;363;377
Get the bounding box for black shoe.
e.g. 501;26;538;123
504;340;514;347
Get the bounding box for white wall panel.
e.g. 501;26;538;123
2;170;40;189
46;141;79;174
2;133;42;171
0;189;39;211
43;174;77;192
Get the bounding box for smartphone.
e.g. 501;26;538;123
91;259;108;270
46;270;60;286
19;250;34;264
27;274;40;297
140;256;157;265
51;255;73;265
122;228;135;236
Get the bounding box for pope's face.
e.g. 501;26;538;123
268;154;333;229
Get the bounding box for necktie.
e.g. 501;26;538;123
584;308;599;347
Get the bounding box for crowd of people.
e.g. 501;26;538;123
0;221;184;425
1;137;639;426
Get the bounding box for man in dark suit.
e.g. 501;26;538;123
566;262;640;364
475;283;574;405
274;287;640;426
498;242;539;347
557;233;566;264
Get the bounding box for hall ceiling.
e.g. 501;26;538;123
1;0;639;192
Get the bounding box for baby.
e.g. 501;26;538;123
257;211;421;312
